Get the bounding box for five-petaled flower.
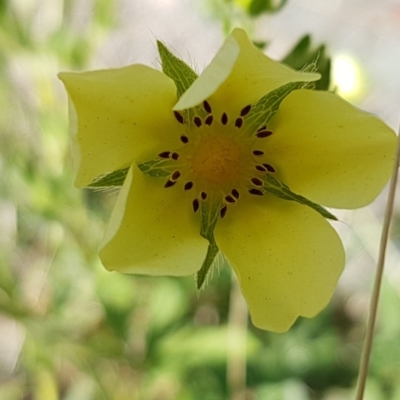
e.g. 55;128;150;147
59;29;396;332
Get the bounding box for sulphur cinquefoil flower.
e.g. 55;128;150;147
59;29;396;332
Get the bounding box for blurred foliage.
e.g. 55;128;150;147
207;0;289;35
232;0;288;17
247;0;288;16
0;1;400;400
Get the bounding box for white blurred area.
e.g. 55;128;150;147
332;55;366;102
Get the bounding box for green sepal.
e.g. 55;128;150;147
200;199;220;240
87;157;174;188
244;76;315;135
157;41;207;122
261;174;338;221
137;158;174;178
88;167;129;188
197;243;219;290
196;199;223;289
157;41;198;99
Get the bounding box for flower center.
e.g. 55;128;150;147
189;133;247;190
156;101;276;218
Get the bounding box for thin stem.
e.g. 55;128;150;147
355;124;400;400
227;273;248;400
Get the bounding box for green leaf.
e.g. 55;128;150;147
244;79;313;135
137;158;174;178
157;40;198;99
282;35;331;91
196;200;223;289
88;167;129;188
248;0;288;16
261;174;338;220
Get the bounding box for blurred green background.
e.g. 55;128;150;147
1;1;400;399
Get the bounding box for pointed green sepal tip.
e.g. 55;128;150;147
244;79;318;136
88;167;130;188
196;200;224;289
262;174;338;221
157;40;198;99
196;243;220;290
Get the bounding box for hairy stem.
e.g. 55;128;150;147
227;273;248;400
355;123;400;400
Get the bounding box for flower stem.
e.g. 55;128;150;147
227;273;248;400
355;123;400;400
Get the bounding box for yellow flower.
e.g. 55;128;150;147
59;29;396;332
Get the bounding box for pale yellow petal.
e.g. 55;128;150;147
264;90;396;208
100;164;208;275
175;28;320;116
215;193;344;332
59;65;182;187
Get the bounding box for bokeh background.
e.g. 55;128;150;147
1;0;400;399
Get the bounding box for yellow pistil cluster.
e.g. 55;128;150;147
187;131;249;190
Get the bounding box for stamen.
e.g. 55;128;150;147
203;100;212;114
257;125;267;132
171;152;180;160
221;112;228;125
251;177;263;187
235;117;243;128
263;163;276;172
200;191;208;201
180;135;189;144
194;117;202;127
171;171;181;181
158;151;170;159
225;195;236;204
249;188;264;196
192;198;200;213
255;165;267;173
220;205;228;218
184;181;194;190
205;115;213;125
231;189;240;199
174;111;185;124
240;105;252;117
256;130;273;138
253;150;264;156
164;180;176;188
